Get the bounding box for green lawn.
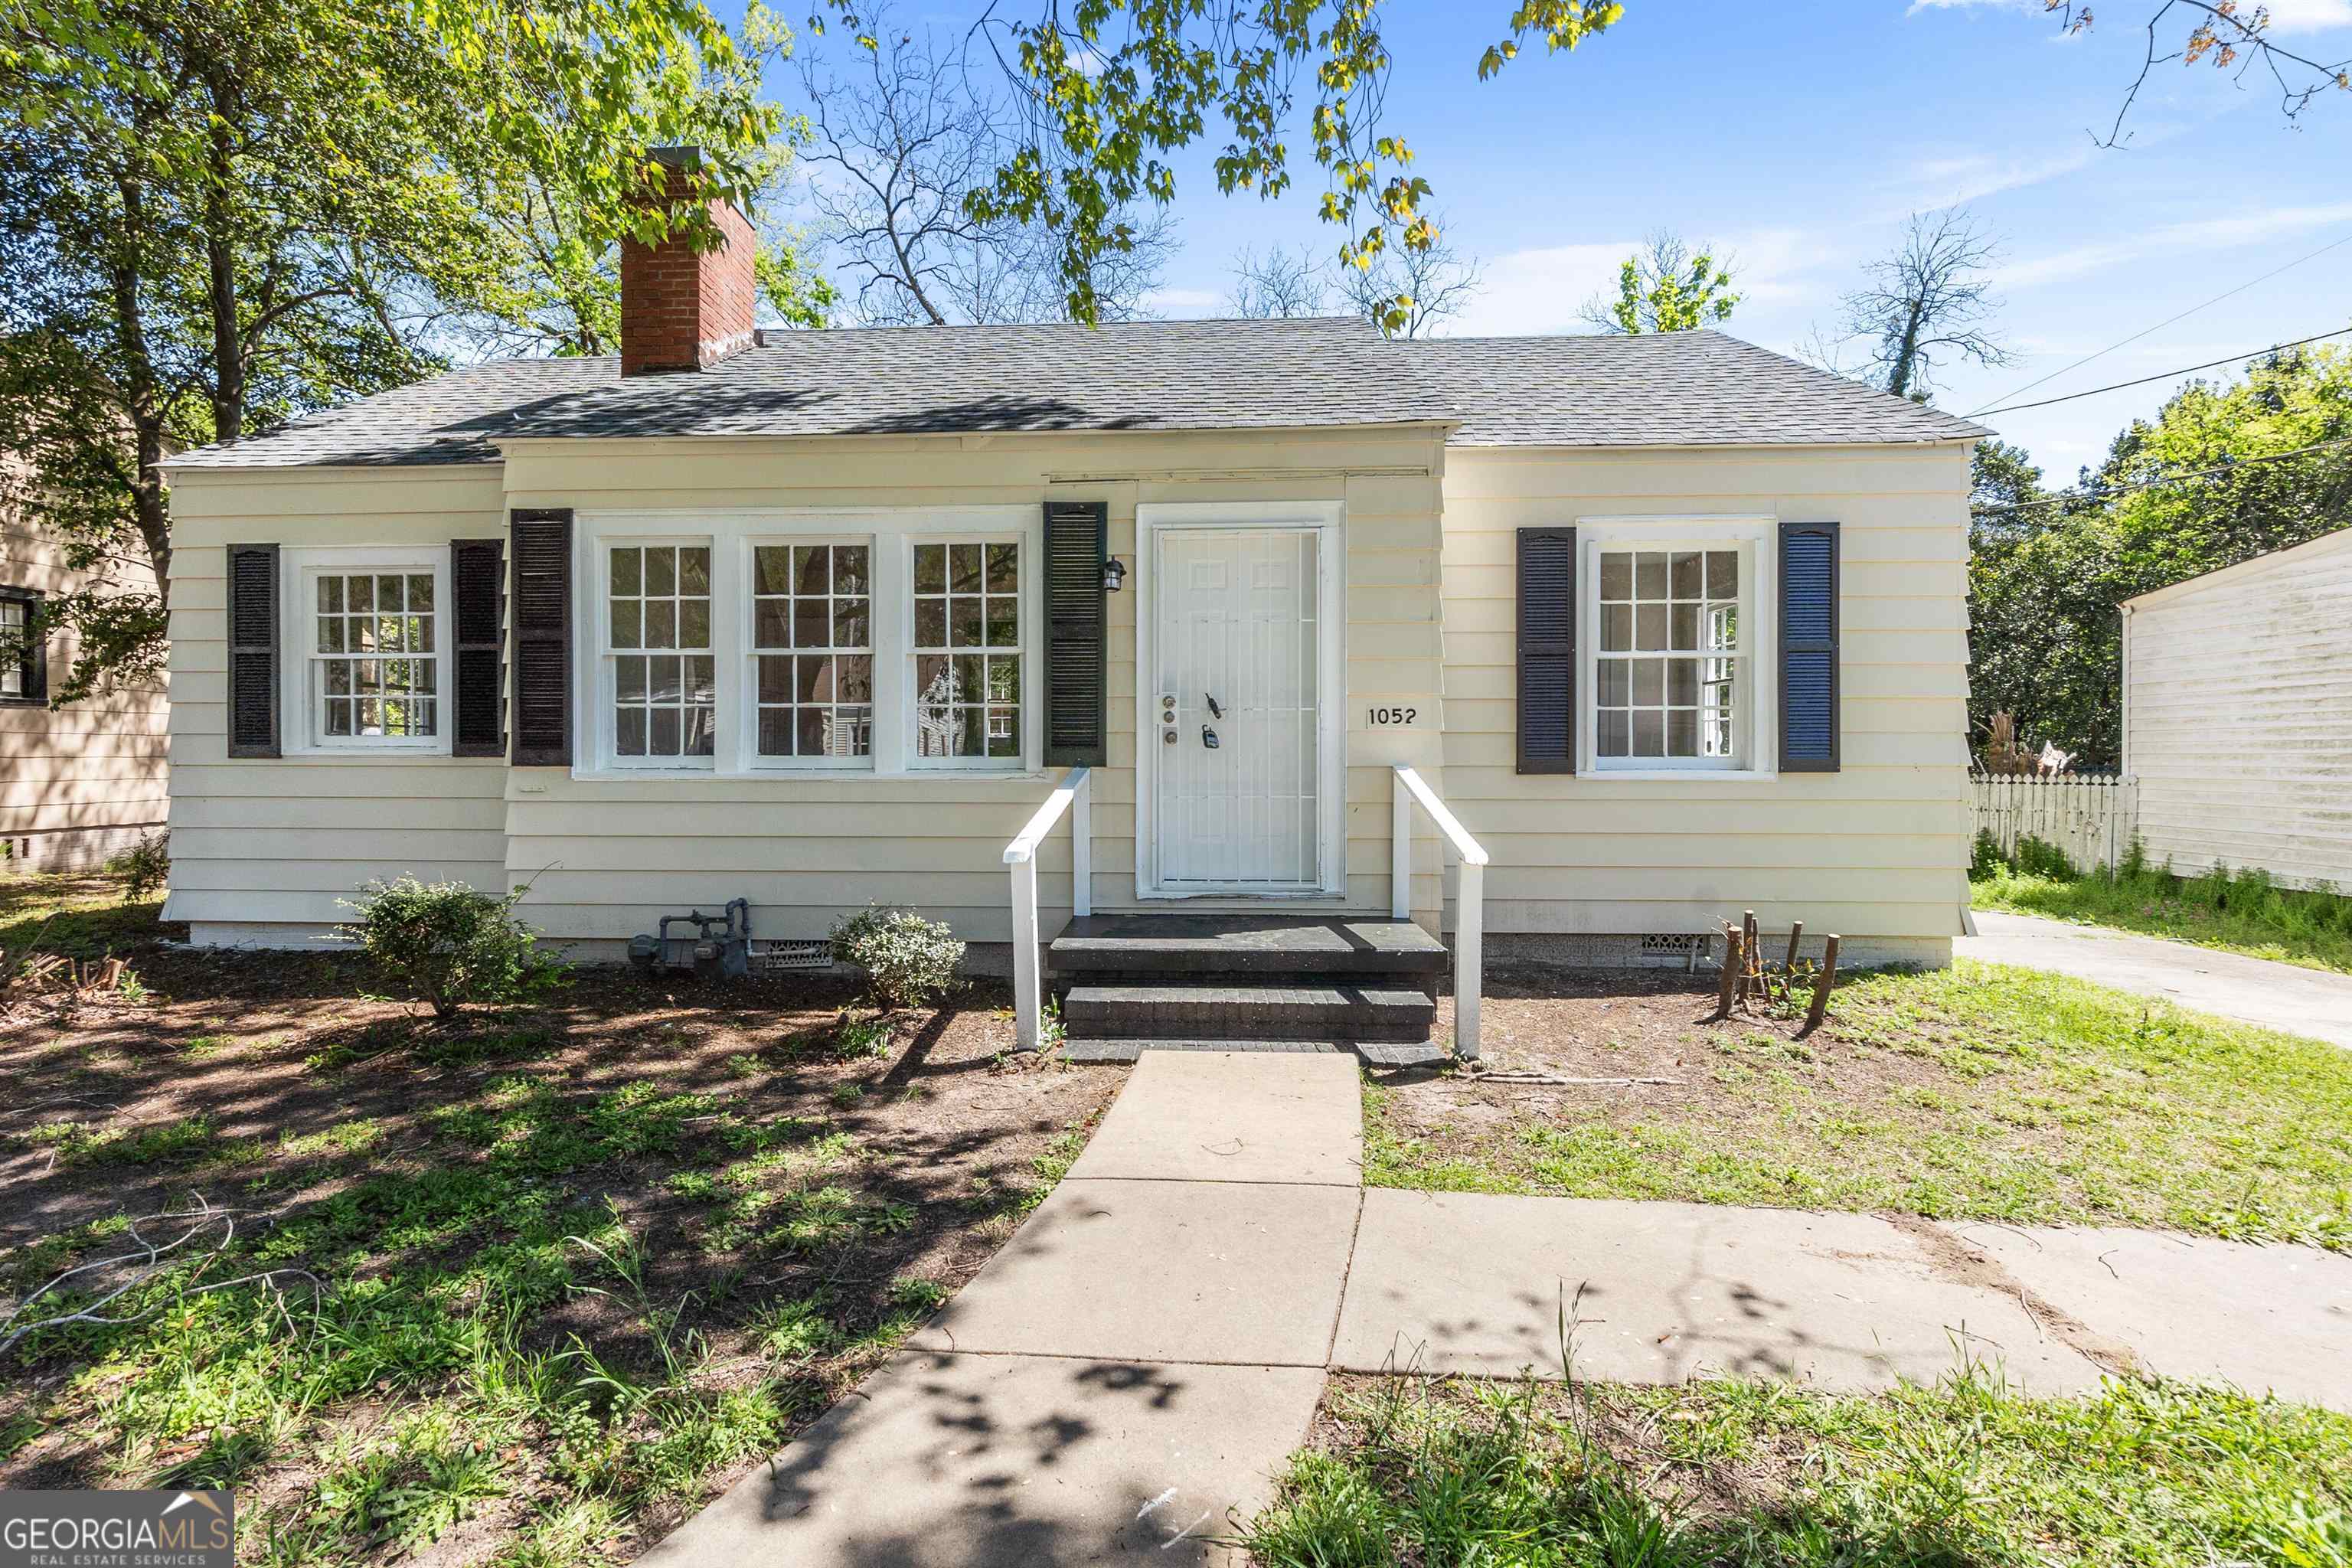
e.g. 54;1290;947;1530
0;871;1116;1565
1370;960;2352;1250
1972;860;2352;975
1242;1369;2352;1568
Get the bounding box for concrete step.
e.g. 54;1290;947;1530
1062;1037;1451;1068
1062;983;1437;1044
1049;915;1446;983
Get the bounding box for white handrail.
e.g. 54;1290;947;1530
1007;766;1091;1052
1391;765;1488;1060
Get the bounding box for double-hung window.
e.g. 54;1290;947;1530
284;549;451;752
606;543;715;764
1583;524;1768;773
583;512;1038;776
0;587;39;704
912;540;1023;764
753;542;873;763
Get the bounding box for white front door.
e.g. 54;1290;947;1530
1152;525;1323;893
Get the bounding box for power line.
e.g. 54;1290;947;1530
1963;229;2352;418
1975;436;2352;516
1971;327;2352;417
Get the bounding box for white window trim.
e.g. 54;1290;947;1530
596;535;720;773
1576;516;1779;783
572;508;1043;781
278;545;452;757
743;532;877;773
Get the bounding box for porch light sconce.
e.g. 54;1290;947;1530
1103;556;1129;593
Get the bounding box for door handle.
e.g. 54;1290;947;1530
1201;725;1220;750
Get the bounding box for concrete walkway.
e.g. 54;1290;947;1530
647;1053;2352;1566
1960;909;2352;1048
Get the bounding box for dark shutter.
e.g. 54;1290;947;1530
1517;527;1576;774
226;543;279;757
451;537;505;757
509;509;573;766
1779;520;1841;772
0;588;44;706
1042;500;1108;767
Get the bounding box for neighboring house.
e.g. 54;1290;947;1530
2122;526;2352;892
156;151;1983;979
1;479;170;874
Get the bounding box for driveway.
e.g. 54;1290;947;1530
1959;909;2352;1049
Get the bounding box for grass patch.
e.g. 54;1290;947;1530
0;869;1121;1563
1369;960;2352;1248
0;871;168;959
1243;1367;2352;1568
1973;854;2352;975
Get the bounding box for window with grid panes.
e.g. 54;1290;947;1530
1593;546;1747;768
753;542;873;763
912;540;1021;763
608;544;715;760
313;570;438;741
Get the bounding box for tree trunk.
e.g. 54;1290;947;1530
203;77;247;446
109;178;172;611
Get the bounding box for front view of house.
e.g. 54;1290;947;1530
159;159;1984;999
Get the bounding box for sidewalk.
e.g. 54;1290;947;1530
1960;909;2352;1048
645;1053;2352;1566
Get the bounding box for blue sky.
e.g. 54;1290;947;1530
757;0;2352;480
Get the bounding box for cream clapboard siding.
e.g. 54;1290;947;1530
2122;529;2352;891
490;425;1448;947
162;468;510;933
1439;443;1974;951
2;501;169;872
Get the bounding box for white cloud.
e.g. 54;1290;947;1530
1883;145;2096;209
2257;0;2352;34
1444;229;1834;338
1998;201;2352;288
1908;0;2350;30
1140;286;1227;316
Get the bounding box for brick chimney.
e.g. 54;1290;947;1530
619;146;758;376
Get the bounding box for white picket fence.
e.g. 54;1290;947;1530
1969;773;2139;875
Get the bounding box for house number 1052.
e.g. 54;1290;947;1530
1367;706;1418;727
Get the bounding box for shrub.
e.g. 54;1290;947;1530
1969;830;2008;883
109;831;170;902
341;878;565;1020
829;904;962;1010
2013;835;2075;880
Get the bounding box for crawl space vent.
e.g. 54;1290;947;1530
1639;933;1708;956
750;939;834;973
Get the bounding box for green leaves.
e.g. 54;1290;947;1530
1587;233;1740;335
934;0;1628;324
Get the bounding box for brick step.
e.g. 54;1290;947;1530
1049;915;1446;983
1061;1038;1449;1067
1061;983;1436;1044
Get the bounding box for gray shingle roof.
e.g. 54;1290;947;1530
1399;331;1989;446
166;317;1449;469
164;319;1988;471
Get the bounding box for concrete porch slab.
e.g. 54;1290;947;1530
1331;1190;2104;1395
1066;1050;1363;1186
637;1350;1325;1567
910;1178;1361;1366
1948;1221;2352;1411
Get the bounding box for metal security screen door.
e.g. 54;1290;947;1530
1152;525;1324;892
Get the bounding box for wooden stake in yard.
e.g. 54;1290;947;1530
1782;921;1803;975
1804;934;1841;1033
1716;922;1743;1018
1740;911;1759;1004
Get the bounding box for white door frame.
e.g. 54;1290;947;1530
1135;500;1347;899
